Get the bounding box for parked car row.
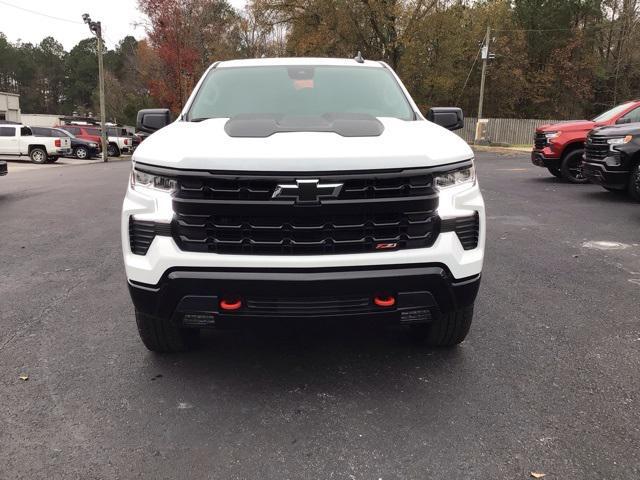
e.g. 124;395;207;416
531;99;640;200
0;122;144;163
0;124;72;163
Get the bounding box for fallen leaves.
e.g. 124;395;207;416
531;473;546;479
19;374;29;381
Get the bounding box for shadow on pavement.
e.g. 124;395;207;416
140;323;468;395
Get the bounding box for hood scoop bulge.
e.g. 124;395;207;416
224;113;384;138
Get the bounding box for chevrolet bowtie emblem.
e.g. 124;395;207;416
272;179;343;204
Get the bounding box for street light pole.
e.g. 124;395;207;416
82;14;108;163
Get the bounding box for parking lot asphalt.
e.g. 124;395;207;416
1;151;639;479
0;155;131;173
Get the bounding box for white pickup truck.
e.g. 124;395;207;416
0;124;72;163
106;127;133;157
123;57;485;353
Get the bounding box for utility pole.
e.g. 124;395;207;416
475;25;494;144
82;13;108;162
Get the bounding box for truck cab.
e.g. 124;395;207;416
0;124;72;163
532;100;640;183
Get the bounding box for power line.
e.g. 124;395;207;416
455;41;483;105
0;0;84;25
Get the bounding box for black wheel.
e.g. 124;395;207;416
29;147;47;164
409;304;474;347
135;310;199;353
107;143;120;157
560;149;588;183
603;186;624;193
628;164;640;202
75;146;89;159
547;167;562;178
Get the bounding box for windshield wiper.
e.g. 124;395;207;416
189;117;213;122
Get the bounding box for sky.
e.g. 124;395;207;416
0;0;248;50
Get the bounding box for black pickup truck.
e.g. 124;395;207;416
583;123;640;201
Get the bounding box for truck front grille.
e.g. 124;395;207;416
534;132;548;149
178;173;433;200
585;136;613;162
170;168;444;255
174;209;439;255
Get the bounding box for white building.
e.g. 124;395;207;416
0;92;20;122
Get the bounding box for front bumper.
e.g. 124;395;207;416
582;159;630;189
531;150;560;168
122;180;485;285
128;264;481;327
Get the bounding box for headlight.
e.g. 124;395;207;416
434;164;476;190
607;136;633;146
89;143;98;147
544;131;561;139
130;169;178;194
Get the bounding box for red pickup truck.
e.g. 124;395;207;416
531;100;640;183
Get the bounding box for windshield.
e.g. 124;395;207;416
188;65;414;121
86;128;100;136
592;102;635;122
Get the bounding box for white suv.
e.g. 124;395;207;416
122;57;485;352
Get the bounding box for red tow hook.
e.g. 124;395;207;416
373;295;396;308
220;298;243;311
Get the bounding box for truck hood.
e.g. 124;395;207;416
132;117;473;171
536;120;597;133
590;122;640;137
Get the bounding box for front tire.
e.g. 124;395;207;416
561;149;588;184
409;304;474;347
135;311;199;353
628;164;640;202
29;147;47;164
75;146;89;159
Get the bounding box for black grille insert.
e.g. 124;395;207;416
441;213;480;250
534;132;548;149
174;209;439;255
585;136;614;162
129;218;172;255
177;173;434;201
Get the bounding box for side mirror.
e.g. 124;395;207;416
427;107;464;131
137;108;172;133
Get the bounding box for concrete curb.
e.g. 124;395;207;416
472;145;531;155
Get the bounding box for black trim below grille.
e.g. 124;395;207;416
246;295;375;315
441;212;480;250
128;217;172;255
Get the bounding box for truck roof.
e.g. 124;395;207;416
217;57;384;69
